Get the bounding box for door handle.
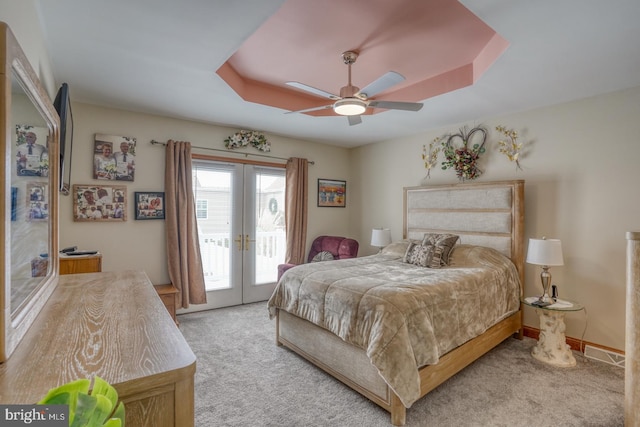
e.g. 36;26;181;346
234;234;243;251
244;234;256;251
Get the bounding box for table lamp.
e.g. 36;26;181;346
371;228;391;253
526;237;564;303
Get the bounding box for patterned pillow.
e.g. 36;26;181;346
408;243;436;267
402;241;437;267
402;240;422;263
421;233;460;267
311;250;335;262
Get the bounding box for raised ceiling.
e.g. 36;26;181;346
33;0;640;147
217;0;508;118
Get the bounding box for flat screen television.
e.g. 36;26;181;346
53;82;73;194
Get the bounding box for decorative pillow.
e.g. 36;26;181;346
408;243;436;267
402;240;422;263
421;233;460;267
381;241;410;257
311;251;335;262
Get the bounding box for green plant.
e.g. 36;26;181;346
38;377;125;427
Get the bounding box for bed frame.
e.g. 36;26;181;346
274;180;525;425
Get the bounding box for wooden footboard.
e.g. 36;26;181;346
276;308;522;426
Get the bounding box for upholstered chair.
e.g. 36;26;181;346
277;235;359;281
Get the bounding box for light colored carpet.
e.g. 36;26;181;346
179;302;624;427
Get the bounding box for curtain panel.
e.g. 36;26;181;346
165;140;207;308
284;157;309;265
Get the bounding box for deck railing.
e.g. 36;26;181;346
199;230;285;289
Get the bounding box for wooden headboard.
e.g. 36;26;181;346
403;180;525;288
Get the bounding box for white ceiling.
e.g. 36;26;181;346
35;0;640;148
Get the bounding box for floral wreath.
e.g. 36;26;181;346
440;125;487;181
224;130;270;152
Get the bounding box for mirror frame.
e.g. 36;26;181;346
1;22;60;361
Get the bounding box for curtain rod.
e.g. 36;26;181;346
150;140;314;165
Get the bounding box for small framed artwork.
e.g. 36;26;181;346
135;192;165;220
73;184;127;221
318;179;346;208
26;182;49;221
93;133;136;181
15;125;50;177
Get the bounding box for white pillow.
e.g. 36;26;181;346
311;251;335;262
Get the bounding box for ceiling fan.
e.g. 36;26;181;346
285;51;424;126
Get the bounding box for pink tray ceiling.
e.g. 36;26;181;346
217;0;508;117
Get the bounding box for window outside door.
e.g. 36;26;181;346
183;160;285;311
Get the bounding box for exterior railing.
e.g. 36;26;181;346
199;230;285;290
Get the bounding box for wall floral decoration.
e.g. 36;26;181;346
495;125;525;170
422;141;440;179
440;125;487;181
224;130;270;152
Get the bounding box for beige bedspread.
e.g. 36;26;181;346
268;243;521;407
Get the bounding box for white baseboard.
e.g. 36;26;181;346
584;345;625;368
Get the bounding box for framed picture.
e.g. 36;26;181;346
135;192;165;220
26;182;49;221
73;184;127;221
15;125;49;177
93;133;136;181
318;179;346;208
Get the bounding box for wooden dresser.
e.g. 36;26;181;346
59;253;102;274
0;270;196;427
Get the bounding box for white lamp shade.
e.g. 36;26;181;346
371;228;392;247
526;238;564;266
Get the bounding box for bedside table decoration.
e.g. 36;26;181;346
371;228;392;253
526;237;564;303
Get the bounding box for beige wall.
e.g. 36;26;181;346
0;0;56;97
60;103;352;285
5;0;635;352
351;86;640;352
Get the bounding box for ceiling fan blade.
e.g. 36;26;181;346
347;115;362;126
285;104;334;114
367;100;423;112
286;81;340;100
357;71;405;98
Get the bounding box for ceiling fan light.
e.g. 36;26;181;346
333;98;367;116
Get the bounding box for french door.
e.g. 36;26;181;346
184;160;286;311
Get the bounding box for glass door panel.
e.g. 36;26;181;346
243;165;285;303
184;160;285;312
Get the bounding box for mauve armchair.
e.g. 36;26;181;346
277;235;359;281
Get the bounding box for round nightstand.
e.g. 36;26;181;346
522;296;584;367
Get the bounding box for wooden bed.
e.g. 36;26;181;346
272;180;525;425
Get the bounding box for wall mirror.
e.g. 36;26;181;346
1;22;59;361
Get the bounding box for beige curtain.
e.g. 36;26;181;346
284;157;309;264
165;140;207;308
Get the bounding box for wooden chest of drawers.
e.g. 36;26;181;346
59;253;102;275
